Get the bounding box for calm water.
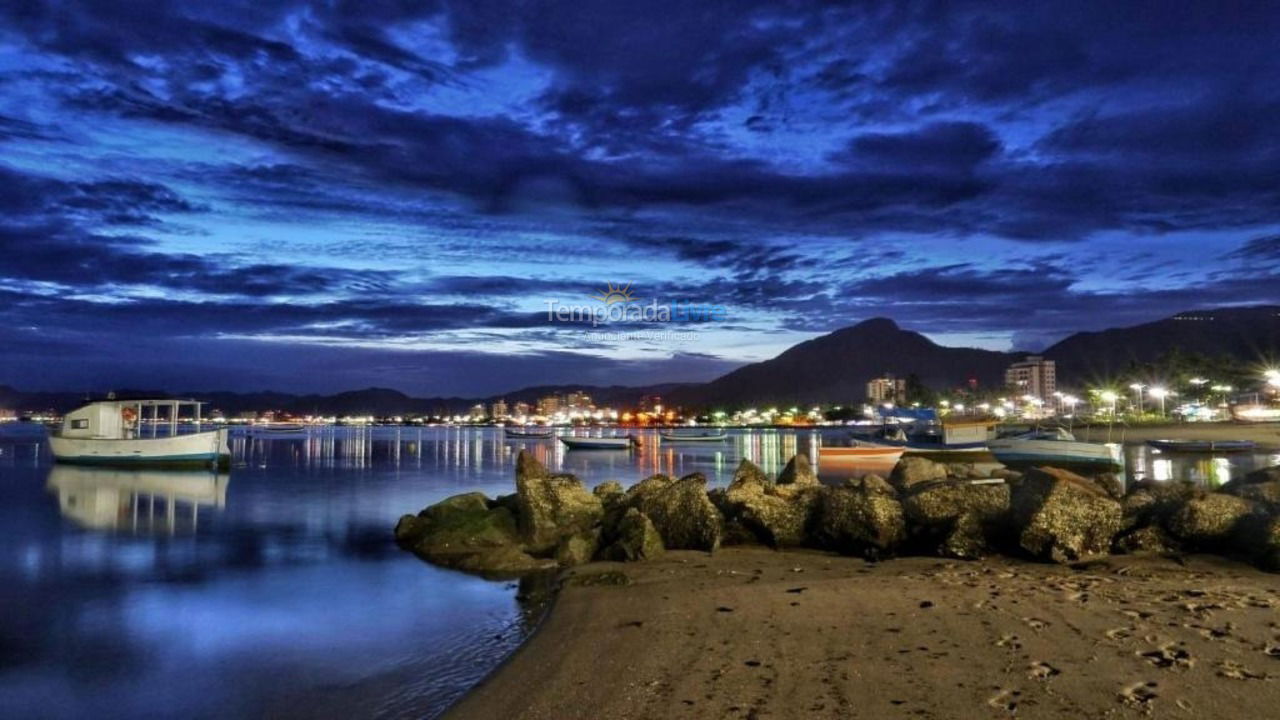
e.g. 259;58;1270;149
1;424;1276;719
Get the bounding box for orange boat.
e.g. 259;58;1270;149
818;440;906;462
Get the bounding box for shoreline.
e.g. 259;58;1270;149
446;548;1280;719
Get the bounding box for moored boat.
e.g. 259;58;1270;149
559;435;639;450
49;399;230;469
818;440;906;462
989;427;1121;470
246;423;309;439
504;427;555;440
659;430;728;442
874;419;994;460
1147;439;1256;453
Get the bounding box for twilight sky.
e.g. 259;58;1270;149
3;1;1280;396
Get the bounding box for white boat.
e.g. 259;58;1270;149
659;430;728;442
559;435;638;450
49;399;230;469
246;423;310;439
989;427;1121;469
504;427;555;440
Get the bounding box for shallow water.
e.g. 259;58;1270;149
1;424;1275;718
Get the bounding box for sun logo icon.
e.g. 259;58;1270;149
591;282;638;305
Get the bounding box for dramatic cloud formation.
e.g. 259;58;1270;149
2;0;1279;393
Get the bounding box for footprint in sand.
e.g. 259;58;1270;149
986;688;1021;713
1119;681;1158;709
1217;660;1269;680
1262;642;1280;658
996;634;1023;650
1139;644;1194;670
1027;661;1061;680
1022;617;1050;631
1106;627;1134;641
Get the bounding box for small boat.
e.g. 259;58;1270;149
875;423;992;460
989;427;1121;469
819;440;906;462
504;427;555;440
49;399;230;469
659;430;728;442
246;423;309;438
1147;439;1256;453
559;435;639;450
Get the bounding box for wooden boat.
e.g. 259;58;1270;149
504;427;555;440
49;399;230;469
559;435;638;450
989;427;1121;469
819;440;906;462
659;430;728;442
246;423;309;438
875;420;993;460
1147;439;1256;453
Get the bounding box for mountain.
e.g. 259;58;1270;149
1043;306;1280;384
6;307;1279;415
669;318;1016;408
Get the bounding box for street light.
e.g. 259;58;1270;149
1149;386;1168;417
1128;383;1145;415
1100;390;1118;417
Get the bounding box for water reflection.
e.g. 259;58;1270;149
47;466;228;533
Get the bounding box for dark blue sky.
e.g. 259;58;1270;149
3;1;1280;395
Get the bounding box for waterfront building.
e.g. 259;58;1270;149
866;375;906;404
1005;356;1057;403
491;400;509;420
536;395;562;416
513;401;531;418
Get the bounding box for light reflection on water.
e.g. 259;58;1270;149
1;424;1276;719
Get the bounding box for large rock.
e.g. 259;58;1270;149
599;508;665;561
902;480;1011;558
454;546;557;576
812;487;906;559
1121;480;1198;531
625;472;723;552
890;457;948;491
723;459;820;547
1221;467;1280;511
1166;492;1255;549
515;451;603;554
394;492;528;573
1011;467;1122;563
1113;525;1181;555
777;454;820;486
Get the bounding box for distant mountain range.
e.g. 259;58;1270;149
4;306;1278;415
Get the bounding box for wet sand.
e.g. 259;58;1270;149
446;548;1280;719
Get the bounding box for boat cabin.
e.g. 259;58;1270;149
60;399;208;440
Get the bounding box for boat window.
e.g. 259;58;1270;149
70;419;89;429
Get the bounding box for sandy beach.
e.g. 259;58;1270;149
447;548;1280;720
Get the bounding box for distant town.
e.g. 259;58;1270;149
6;356;1277;427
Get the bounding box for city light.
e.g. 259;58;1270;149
1149;386;1169;416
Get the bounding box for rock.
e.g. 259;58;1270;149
1113;525;1181;555
846;473;895;495
777;454;820;486
599;508;665;561
1011;467;1122;563
1091;472;1125;500
890;456;948;491
627;472;723;552
725;459;820;547
902;480;1011;559
514;451;603;554
812;487;906;559
592;481;626;507
454;545;557;577
1222;476;1280;512
991;467;1023;482
394;492;527;572
1121;480;1198;531
1166;492;1254;549
555;530;601;566
945;462;976;479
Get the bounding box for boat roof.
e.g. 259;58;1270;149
76;398;207;408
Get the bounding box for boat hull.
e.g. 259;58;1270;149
50;429;231;469
1147;439;1256;453
819;446;906;461
659;433;728;442
989;439;1121;470
559;437;633;450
